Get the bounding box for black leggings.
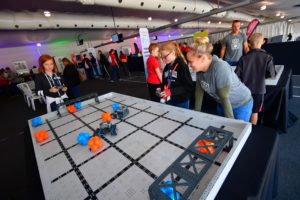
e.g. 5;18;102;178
147;83;162;102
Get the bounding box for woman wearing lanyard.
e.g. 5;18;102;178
159;41;193;109
35;54;68;113
186;41;253;122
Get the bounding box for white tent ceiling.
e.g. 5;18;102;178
0;0;299;47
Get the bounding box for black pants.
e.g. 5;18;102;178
85;68;94;80
147;83;162;102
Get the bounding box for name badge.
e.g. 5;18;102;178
172;71;177;78
164;71;169;78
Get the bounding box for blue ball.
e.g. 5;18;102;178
160;181;180;200
112;103;120;112
77;132;90;145
74;102;81;110
32;117;42;127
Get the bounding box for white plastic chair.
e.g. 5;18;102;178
22;83;45;111
25;80;35;91
17;83;28;104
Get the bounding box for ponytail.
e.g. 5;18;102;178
189;36;213;58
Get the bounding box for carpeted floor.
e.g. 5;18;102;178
0;73;299;200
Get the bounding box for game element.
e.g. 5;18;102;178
74;102;81;110
88;136;103;152
197;140;215;155
77;132;91;146
94;112;117;138
67;105;76;113
111;103;129;119
149;126;233;200
156;86;171;103
112;103;120;112
31;117;42;127
34;130;49;143
160;181;181;200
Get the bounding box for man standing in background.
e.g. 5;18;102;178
220;20;249;66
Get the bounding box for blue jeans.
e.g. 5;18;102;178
110;66;120;81
217;99;253;122
167;99;190;109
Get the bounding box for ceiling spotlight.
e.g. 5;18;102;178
148;17;152;21
260;5;267;11
207;21;211;24
134;37;137;40
288;19;292;22
168;35;171;38
241;23;244;26
181;34;184;37
174;18;178;22
44;11;51;17
281;15;285;19
218;21;222;24
276;13;280;17
36;43;41;47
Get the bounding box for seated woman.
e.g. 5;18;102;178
35;54;68;113
159;41;193;109
186;39;253;122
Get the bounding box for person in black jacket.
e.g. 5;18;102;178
159;41;193;109
62;58;81;99
98;50;110;79
35;54;68;113
89;52;100;77
82;54;94;80
236;33;276;124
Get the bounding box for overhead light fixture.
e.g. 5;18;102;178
260;5;267;10
241;23;244;26
218;21;222;24
174;18;178;22
181;34;184;37
148;17;152;21
44;11;51;17
36;43;41;47
281;15;285;19
168;35;171;38
134;37;137;40
288;19;292;22
276;13;280;17
207;21;211;24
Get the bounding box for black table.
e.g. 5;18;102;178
263;68;293;133
217;125;279;200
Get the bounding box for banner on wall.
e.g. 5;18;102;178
12;60;30;75
139;28;151;79
53;56;65;73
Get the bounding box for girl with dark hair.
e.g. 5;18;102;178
35;54;68;112
62;58;81;99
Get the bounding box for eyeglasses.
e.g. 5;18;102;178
161;51;172;60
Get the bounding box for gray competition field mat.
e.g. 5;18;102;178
28;92;252;200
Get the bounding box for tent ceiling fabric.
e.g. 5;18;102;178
0;0;299;47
